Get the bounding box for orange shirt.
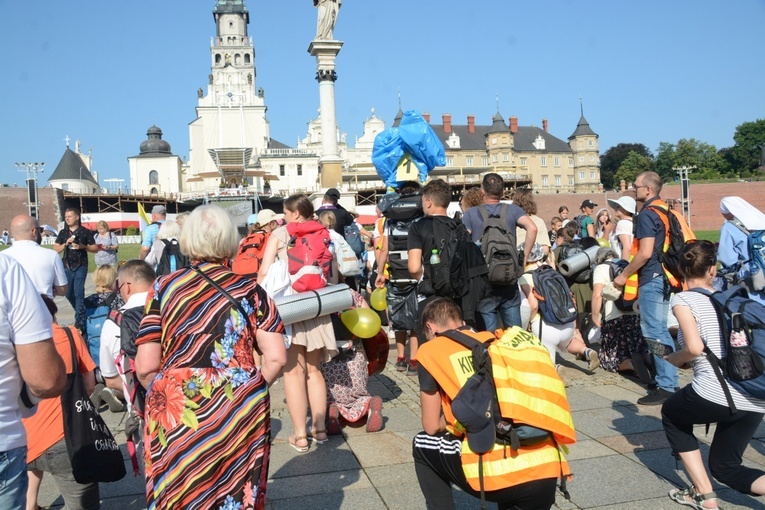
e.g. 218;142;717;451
23;324;96;463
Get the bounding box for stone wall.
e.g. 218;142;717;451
532;181;765;233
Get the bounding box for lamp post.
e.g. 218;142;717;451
15;162;45;219
673;165;694;227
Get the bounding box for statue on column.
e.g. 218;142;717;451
314;0;342;40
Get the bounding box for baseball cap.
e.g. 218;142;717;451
451;371;496;454
580;200;597;210
151;205;166;215
607;196;637;215
253;209;283;225
246;214;259;226
325;188;341;200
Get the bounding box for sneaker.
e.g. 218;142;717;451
327;403;342;436
637;388;674;406
587;349;600;372
366;396;383;433
406;362;419;376
395;358;408;372
556;364;571;388
90;383;105;409
100;387;125;413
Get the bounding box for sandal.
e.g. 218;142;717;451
288;435;309;453
668;486;719;509
309;429;328;444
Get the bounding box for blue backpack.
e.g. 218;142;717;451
729;220;765;292
693;286;765;412
344;223;365;256
85;291;119;366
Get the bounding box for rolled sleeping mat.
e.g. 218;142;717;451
274;284;354;325
558;245;600;277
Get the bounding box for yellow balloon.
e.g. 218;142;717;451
341;308;382;339
370;287;388;311
596;238;610;248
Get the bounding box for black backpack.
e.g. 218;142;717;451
478;205;520;286
423;217;473;298
609;259;638;312
529;266;578;325
156;239;189;277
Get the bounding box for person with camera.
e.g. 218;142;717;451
54;208;97;335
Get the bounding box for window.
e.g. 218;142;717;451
520;157;527;167
62;183;69;191
492;138;497;145
215;54;221;64
569;176;574;185
149;170;159;185
579;172;586;180
482;156;489;166
492;154;498;163
466;157;473;167
569;158;574;167
555;175;561;186
541;157;547;167
589;156;595;162
542;176;548;186
297;164;303;176
589;140;594;146
590;171;596;179
150;187;158;196
446;157;453;167
503;153;509;162
279;165;285;176
245;54;251;64
554;157;560;167
579;156;585;163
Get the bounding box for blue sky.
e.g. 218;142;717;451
1;0;763;187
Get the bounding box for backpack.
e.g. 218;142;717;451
572;214;587;235
478;205;521;286
609;259;638;312
85;291;118;365
645;202;695;292
424;217;477;299
529;265;577;325
156;239;190;277
439;328;574;502
330;232;361;276
559;241;593;284
692;287;765;412
344;222;365;256
380;192;423;222
232;231;268;277
286;220;333;292
728;220;765;292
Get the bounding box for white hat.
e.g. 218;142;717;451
607;196;637;215
254;210;284;225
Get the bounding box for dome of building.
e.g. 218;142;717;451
139;125;172;155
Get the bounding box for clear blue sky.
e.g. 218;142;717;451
1;1;763;187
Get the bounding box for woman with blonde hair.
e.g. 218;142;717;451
144;220;183;272
94;220;118;267
259;194;336;453
135;205;287;509
83;264;123;366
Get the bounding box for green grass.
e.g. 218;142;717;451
694;230;720;244
0;243;143;272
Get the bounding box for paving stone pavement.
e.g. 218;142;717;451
37;276;765;509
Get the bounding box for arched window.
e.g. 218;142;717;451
229;21;234;29
215;54;221;64
234;53;241;65
149;170;159;185
150;187;158;196
244;54;251;64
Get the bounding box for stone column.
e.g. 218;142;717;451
308;40;344;189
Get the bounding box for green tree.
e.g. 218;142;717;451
730;118;765;176
613;151;655;185
599;143;653;189
655;138;725;181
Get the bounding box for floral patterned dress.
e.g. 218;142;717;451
135;263;283;510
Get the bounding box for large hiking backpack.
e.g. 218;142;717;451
646;202;695;292
380;192;423;221
559;241;593;284
156;239;190;277
383;193;425;282
529;266;577;325
692;287;765;411
608;259;638;312
286;220;333;292
728;220;765;292
85;291;118;365
232;231;268;277
479;205;521;286
344;222;365;256
438;327;575;502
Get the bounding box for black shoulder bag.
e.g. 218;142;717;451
61;327;126;483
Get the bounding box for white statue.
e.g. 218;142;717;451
314;0;342;40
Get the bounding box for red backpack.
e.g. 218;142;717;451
286;220;333;292
232;230;268;277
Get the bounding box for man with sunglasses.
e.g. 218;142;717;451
4;215;67;299
613;171;679;405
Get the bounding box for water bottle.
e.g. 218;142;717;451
429;249;440;265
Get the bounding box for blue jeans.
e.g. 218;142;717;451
478;285;522;333
66;265;88;334
26;438;100;509
638;276;678;392
0;446;28;509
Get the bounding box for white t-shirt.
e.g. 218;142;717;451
611;219;633;260
592;263;634;322
0;255;55;452
3;240;68;299
100;291;149;379
671;291;765;413
516;214;551;249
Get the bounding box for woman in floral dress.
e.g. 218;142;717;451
135;205;287;510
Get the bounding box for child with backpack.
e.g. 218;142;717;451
83;264;124;367
520;243;598;380
662;240;765;508
232;211;282;278
718;196;765;305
